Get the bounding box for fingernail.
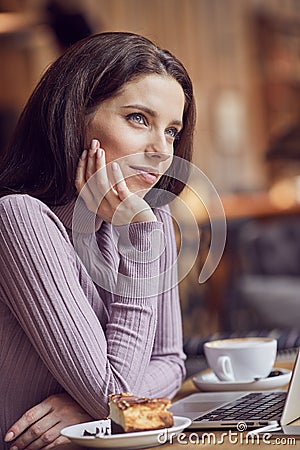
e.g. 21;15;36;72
4;431;14;442
91;139;99;150
81;150;87;160
97;148;103;158
11;446;18;450
112;162;119;171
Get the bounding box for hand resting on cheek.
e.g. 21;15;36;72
75;139;157;225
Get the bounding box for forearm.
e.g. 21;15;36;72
136;293;186;399
73;220;164;398
0;196;160;418
134;205;186;399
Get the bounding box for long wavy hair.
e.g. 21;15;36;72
0;32;196;206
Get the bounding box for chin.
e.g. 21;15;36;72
133;187;151;198
126;179;154;198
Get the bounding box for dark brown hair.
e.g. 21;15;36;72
0;32;195;206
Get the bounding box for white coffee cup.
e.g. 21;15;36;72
204;337;277;382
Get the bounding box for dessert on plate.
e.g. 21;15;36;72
108;392;174;432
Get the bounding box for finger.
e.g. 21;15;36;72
94;147;111;192
95;146;104;170
44;435;70;449
111;162;131;201
13;418;60;450
4;402;52;444
86;139;99;179
75;150;88;192
92;148;117;200
76;148;100;212
82;147;112;212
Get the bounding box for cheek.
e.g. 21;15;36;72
101;139;128;164
125;178;153;199
86;121;130;161
101;134;140;165
125;178;148;196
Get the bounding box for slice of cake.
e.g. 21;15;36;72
108;393;174;432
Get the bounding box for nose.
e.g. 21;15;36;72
145;132;172;162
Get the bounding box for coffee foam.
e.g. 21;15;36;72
206;338;273;349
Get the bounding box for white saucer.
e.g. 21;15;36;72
61;416;191;449
193;367;292;392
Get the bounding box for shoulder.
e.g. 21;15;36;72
0;194;53;220
0;193;44;209
0;194;68;236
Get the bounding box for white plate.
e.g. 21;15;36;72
61;416;191;449
193;367;292;392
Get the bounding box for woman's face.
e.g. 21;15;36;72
85;74;185;196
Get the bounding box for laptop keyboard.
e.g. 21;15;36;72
196;392;287;422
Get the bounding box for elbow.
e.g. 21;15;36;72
169;355;186;398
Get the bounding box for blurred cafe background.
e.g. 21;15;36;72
1;0;300;375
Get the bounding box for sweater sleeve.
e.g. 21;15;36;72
0;195;161;417
136;206;186;398
73;206;186;399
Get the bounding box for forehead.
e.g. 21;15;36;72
105;74;185;116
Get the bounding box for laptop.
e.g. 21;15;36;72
170;347;300;431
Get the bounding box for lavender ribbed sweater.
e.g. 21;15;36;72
0;194;185;445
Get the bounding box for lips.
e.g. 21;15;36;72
130;166;160;185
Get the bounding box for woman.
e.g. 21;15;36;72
0;32;195;449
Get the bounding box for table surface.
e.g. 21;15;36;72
54;360;300;449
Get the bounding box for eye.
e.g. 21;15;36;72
165;127;180;140
126;113;147;125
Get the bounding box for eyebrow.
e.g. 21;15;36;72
121;104;183;128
